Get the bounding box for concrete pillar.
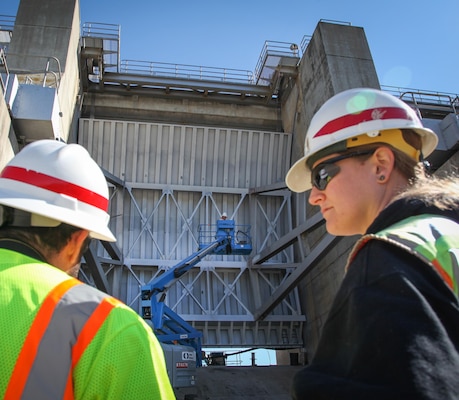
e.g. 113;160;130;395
283;21;381;166
0;91;16;169
280;21;381;358
7;0;81;143
7;0;79;74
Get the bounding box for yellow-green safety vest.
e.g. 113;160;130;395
348;214;459;296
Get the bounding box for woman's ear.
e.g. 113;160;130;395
372;146;395;183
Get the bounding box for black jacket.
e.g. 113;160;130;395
292;184;459;399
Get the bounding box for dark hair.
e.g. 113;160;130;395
0;223;91;258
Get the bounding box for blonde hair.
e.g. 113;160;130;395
394;171;459;210
391;147;422;182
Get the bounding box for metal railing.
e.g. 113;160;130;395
254;40;302;83
382;85;459;115
0;14;15;32
198;224;252;247
0;51;62;91
81;22;120;40
4;53;62;90
81;22;120;72
318;18;352;26
0;47;9;96
120;60;255;84
79;21;459;110
300;35;312;54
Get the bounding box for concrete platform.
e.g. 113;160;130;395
174;365;304;400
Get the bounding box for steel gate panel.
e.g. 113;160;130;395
78;118;304;348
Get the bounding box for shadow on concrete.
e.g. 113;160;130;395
174;365;303;400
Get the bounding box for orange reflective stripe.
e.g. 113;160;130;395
63;296;122;398
5;278;81;400
432;258;454;291
72;296;121;366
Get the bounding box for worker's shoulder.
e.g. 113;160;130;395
85;286;144;319
93;293;155;340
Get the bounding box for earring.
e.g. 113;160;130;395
379;175;385;181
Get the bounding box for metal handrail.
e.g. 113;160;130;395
81;22;121;72
78;21;459;109
43;56;62;89
0;14;15;32
300;35;312;54
254;40;301;83
81;22;120;40
120;60;255;84
1;53;62;89
318;19;352;26
381;85;459;114
0;47;9;96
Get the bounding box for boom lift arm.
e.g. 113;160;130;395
140;219;252;367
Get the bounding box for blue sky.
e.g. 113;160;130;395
2;0;459;95
203;347;277;366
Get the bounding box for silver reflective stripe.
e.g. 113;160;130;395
21;283;110;400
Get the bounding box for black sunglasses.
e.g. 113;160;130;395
311;150;375;190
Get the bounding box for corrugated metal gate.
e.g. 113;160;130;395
79;118;305;347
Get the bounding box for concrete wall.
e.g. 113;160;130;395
80;92;282;133
282;21;381;359
0;91;15;169
175;366;303;400
56;0;81;143
7;0;77;73
6;0;81;142
283;21;380;167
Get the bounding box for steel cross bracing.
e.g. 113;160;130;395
81;177;305;347
119;183;303;347
78;119;307;348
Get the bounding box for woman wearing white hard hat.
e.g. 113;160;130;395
0;140;174;399
287;88;459;399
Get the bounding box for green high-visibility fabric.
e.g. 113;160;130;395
353;214;459;296
0;248;175;399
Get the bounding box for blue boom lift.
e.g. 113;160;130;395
140;218;251;386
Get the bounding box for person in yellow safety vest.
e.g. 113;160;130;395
0;140;175;399
286;88;459;399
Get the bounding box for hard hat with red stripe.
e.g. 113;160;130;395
0;139;116;241
285;87;438;193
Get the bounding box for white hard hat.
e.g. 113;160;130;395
222;212;227;218
286;88;438;193
0;139;116;241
